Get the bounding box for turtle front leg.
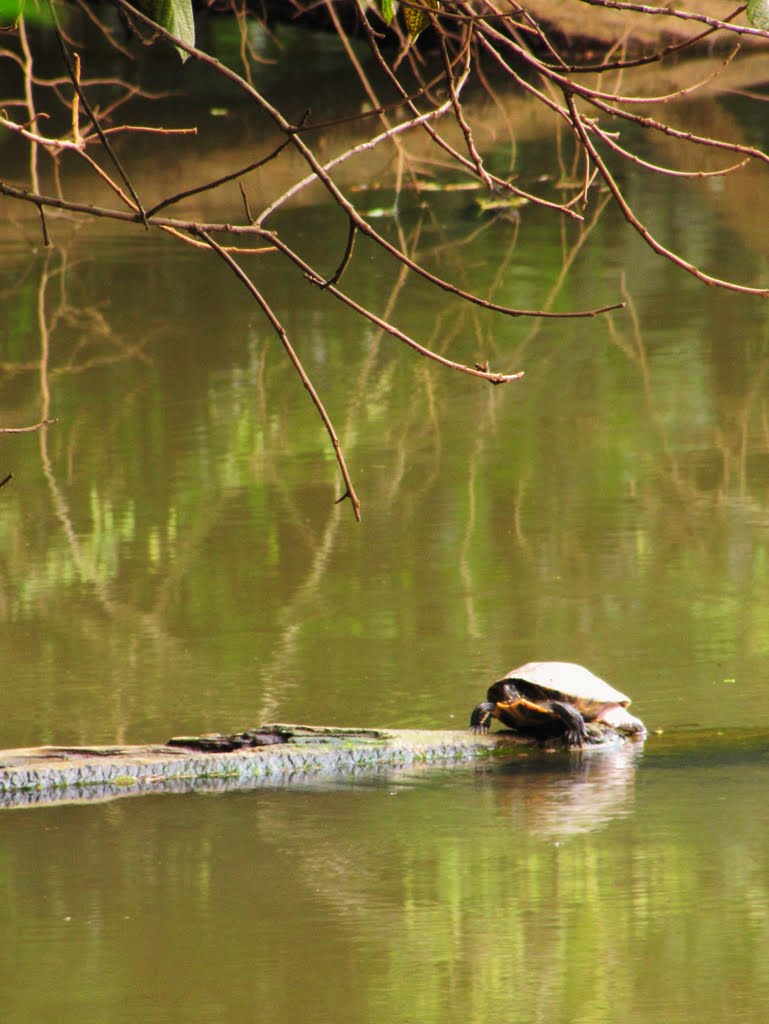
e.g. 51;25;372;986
548;700;588;748
470;702;496;733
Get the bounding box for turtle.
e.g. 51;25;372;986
469;661;646;748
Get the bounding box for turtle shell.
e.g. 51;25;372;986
493;661;632;719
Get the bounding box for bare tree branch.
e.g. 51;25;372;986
563;90;769;297
197;229;363;521
576;0;768;41
2;0;767;514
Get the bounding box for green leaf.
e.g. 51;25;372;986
143;0;195;62
746;0;769;29
403;0;438;41
0;0;53;25
376;0;396;27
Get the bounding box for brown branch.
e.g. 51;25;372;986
357;2;584;221
0;180;245;231
576;0;768;40
239;181;253;224
0;179;624;324
474;16;769;277
255;88;467;223
157;223;274;255
273;238;526;383
478;20;768;167
145;134;298;218
0;473;12;488
0;418;57;433
115;0;612;322
563;90;769;298
197;230;362;521
52;21;148;224
18;16;40;194
99;124;197;138
503;1;571;68
320;218;357;289
280;60;476;136
476;8;743;110
546;4;748;73
591;122;750;179
36;199;50;246
437;27;493;188
73;0;136;60
580;94;769;169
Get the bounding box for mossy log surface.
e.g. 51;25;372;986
0;722;626;810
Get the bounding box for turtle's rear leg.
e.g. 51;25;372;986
470;702;496;733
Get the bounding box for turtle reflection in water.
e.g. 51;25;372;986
469;661;646;748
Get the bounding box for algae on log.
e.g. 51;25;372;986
0;722;627;810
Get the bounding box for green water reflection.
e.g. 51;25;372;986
2;740;769;1024
2;23;769;1023
1;187;768;745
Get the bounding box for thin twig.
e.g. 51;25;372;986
576;0;767;40
145;137;296;218
239;182;253;224
51;15;148;224
357;2;584;220
581;92;769;169
320;219;357;289
36;200;50;246
563;90;769;297
0;176;625;322
0;178;529;380
437;27;493;188
0;418;57;433
476;6;743;109
197;229;362;521
592;122;750;179
17;16;40;194
546;4;747;72
256;92;464;224
272;236;526;383
115;0;604;320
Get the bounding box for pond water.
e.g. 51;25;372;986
5;739;769;1023
1;16;769;1024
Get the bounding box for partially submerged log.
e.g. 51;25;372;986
0;722;627;810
